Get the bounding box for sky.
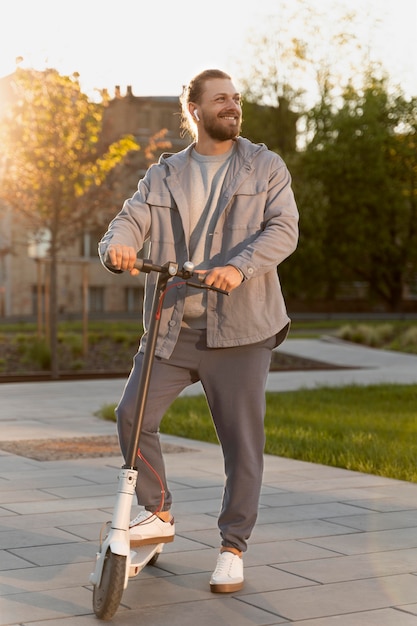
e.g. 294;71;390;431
0;0;416;102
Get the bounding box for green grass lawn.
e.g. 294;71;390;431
97;383;417;483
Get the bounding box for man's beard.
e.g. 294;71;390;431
203;115;241;141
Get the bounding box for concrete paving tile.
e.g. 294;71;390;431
270;474;397;494
168;497;221;516
239;574;417;621
122;570;210;607
0;509;111;531
178;518;358;553
171;512;219;533
172;462;225;477
263;454;318;472
338;483;417;509
294;607;417;625
303;526;417;555
164;445;221;459
154;555;317;593
307;488;404;503
276;547;417;583
256;501;367;524
0;550;36;572
0;560;166;596
59;522;112;542
151;546;220;575
18;617;108;626
52;456;124;471
0;562;91;595
0;527;80;550
249;519;358;543
178;527;225;549
274;465;367;481
259;490;340;507
169;485;223;503
8;540;98;567
243;564;319;593
259;484;288;495
158;534;215;553
401;605;417;617
22;597;290;626
0;508;17;518
155;540;339;576
363;482;417;499
123;567;311;611
0;582;93;625
262;472;320;485
165;474;224;489
0;471;104;491
3;495;116;515
327;509;417;532
41;483;119;500
345;497;417;512
0;490;60;504
243;540;340;565
0;456;42;472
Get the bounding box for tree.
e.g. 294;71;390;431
299;77;417;310
241;98;299;157
235;0;385;151
0;68;140;377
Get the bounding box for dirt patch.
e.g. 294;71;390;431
0;337;350;383
0;435;195;462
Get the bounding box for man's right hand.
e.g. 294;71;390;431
106;245;140;276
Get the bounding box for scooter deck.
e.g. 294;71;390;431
129;543;164;577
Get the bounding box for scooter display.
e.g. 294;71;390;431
90;258;229;620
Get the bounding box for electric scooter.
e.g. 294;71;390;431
89;258;229;620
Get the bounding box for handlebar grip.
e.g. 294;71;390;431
186;274;230;295
133;258;168;274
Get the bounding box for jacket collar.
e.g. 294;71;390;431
159;136;266;172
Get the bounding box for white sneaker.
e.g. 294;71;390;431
210;551;244;593
129;510;175;547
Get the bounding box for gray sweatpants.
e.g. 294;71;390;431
116;327;276;552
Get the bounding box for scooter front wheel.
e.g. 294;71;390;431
93;548;126;620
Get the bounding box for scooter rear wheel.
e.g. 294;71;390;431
93;548;126;620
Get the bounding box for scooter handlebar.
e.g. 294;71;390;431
133;258;230;295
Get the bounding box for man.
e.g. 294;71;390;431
99;69;298;593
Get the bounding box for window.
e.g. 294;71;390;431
125;287;143;313
89;286;105;312
81;229;104;258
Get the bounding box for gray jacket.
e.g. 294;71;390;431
99;136;299;358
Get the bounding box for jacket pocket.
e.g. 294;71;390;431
235;179;268;196
225;179;268;230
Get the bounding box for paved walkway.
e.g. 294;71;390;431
1;339;417;625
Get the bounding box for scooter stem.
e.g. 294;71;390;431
124;265;171;468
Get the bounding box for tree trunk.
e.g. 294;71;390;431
49;237;59;379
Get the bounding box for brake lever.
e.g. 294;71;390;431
185;278;230;296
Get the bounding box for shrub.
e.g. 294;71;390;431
18;337;51;370
391;326;417;353
337;323;417;354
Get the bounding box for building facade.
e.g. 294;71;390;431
0;78;190;320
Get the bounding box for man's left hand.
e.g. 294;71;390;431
200;265;243;292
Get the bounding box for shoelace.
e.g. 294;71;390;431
214;553;236;576
129;512;156;528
